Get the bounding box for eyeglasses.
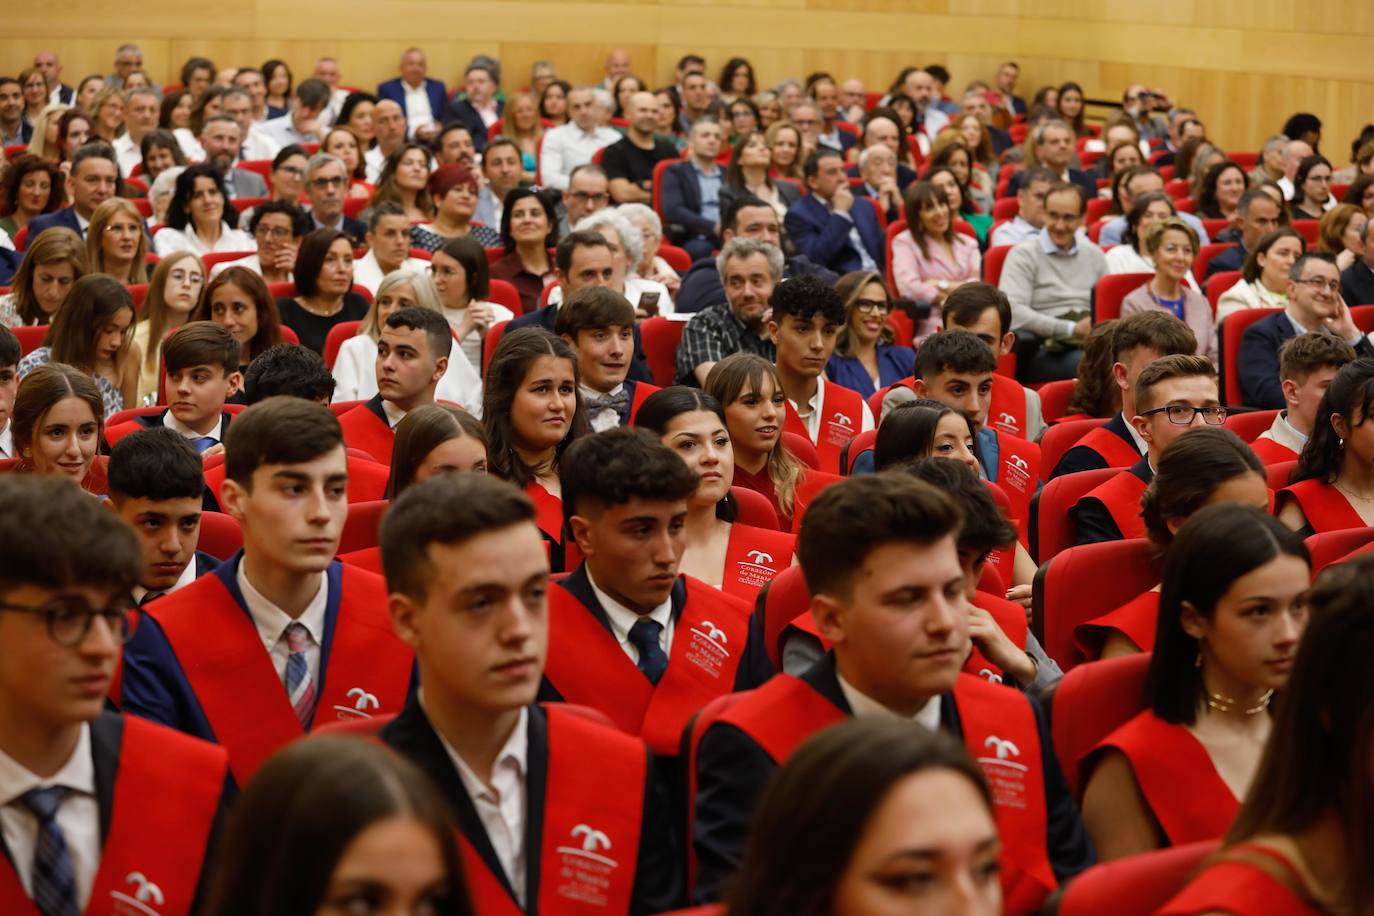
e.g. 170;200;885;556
853;298;892;314
1140;404;1227;426
256;226;293;240
310;176;346;189
568;192;609;203
0;596;132;647
277;166;305;178
1296;277;1341;294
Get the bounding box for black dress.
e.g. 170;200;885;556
276;292;370;354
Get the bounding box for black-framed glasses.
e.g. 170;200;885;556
853;297;892;315
1140;404;1227;426
0;596;132;647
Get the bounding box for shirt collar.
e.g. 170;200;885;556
690;158;719;177
75;210;90;232
163;409;223;443
1273;411;1309;451
0;723;95;808
579;381;624;400
836;669;941;732
381;399;408;428
0;422;12;459
587;567;673;648
236;559;328;653
1120;411;1148;454
428;698;529;798
788;373;825;417
131;556;199;605
1038;229;1077;256
1284;310;1312;336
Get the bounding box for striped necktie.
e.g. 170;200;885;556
283;622;317;728
17;786;78;916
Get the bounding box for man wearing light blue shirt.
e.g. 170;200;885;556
1097;167;1210;248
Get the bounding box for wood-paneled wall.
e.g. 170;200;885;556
4;0;1372;158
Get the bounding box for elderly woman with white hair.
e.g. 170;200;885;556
330;269;483;414
548;208;675;315
148;165;186;227
618;202;682;297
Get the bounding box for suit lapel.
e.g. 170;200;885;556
89;711;123;843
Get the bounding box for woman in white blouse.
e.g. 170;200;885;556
152;163;255;257
331;269;483;416
1215;228;1306;325
430;236;515;371
1103;191;1199;290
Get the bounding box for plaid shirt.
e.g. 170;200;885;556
675;303;777;385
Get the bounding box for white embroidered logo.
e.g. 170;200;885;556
831;411;853;428
555;823;620;903
694;621;728;646
111;872;164;915
571;824;611;853
997;411;1017;426
333;687;380;720
745;550;774;566
985;735;1020;759
1006;454;1030;473
978;667;1004;685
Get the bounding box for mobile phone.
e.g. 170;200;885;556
639;291;661;317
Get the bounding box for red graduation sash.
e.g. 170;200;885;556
994;430;1040;540
1095;711;1238;846
988;373;1030;438
459;706;646;915
0;717;226;916
524;482;564;545
720;523;796;601
1157;848;1323;916
148;565;413;785
1073;590;1160;662
338;400;397;466
1279;479;1366;534
781;381;866;475
544;577;751;754
965;593;1029;684
1074;424;1144;469
1249;435;1298;465
1083;470;1149;540
789;468;844;533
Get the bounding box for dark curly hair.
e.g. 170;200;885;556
0;154;64;218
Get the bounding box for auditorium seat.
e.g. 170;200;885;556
1265;459;1297;491
1085;197;1112;225
1033;467;1118;562
1093;272;1153;322
656;243;692;273
1193;242;1232;280
1220;408;1277;443
1039;417;1110;479
1045;650;1151;796
482;320;509;376
13;325;49;356
323;321;363;370
838;428;876;474
197;511;244;560
1218;307;1281;406
982;244;1012;286
1056;841;1216;916
1304;527;1374;572
337;500;389;555
1032;538;1157;670
639;315;685;387
992;198;1020;220
486;278;522;316
1204;269;1241;315
781;432;820;470
730;486;781;530
1037;379;1079;424
756;564;812;669
201;251;257;271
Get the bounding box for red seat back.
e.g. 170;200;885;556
886;309;913;347
639;316;685;387
651;159;675;221
1085;197;1113;225
1221;408;1277;443
982;245;1012;286
1193;242;1232;281
200;251;257;270
323;321;362;370
1219;307;1282;406
1266;460;1297;491
1035;467;1119;563
839;428;877;475
1093;272;1153;323
1034;538;1157;673
197;511;244;560
1205;270;1241;314
1058;841;1215;916
1039;417;1109;478
730;486;780;531
992;198;1019;220
759;565;812;669
1048;651;1152;797
1037;379;1079;424
482;320;510;377
14;325;49;356
486;279;522;315
1291;219;1319;246
781;432;819;470
656;244;692;273
337;500;389;555
1304;527;1374;572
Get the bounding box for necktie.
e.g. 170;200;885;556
136;591;163;607
283;622;317;728
627;618;668;686
584;391;629;414
17;786;78;916
189;436;217;454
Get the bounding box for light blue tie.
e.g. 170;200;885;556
189;436;217;454
17;786;78;916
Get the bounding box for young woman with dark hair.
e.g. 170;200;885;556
197;265;285;372
1278;357;1374;534
9;363;109;494
276;228;369;354
825;271;915;397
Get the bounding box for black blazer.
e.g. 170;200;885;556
1050;413;1141;479
1341;262;1374;308
718;181;800;221
660;160;720;241
442;97;503;153
691;653;1092;903
1070;457;1153;545
1240;312;1374;408
380;700;684;915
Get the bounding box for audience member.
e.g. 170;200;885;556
1277;358;1374;533
253;78;330;152
275;228;369;354
720;130;801;221
660;120;725;260
677;238;780;385
1340;216;1374;305
557;163;610;237
84;196;147;284
472;137;523;229
786;148;884;274
1288;154;1334;220
943;282;1047;441
892;181;981;317
9;363;108;492
1252;332;1357;463
490;187;558;313
197;266;285;373
554;286;657;431
26;143;119;242
430;236;514;369
1206;187;1286;279
1098;166;1211;248
154;162;254;256
603;91;679;205
130;251;205;402
303;152;367;244
18;273;137;418
441;62;502;155
825;270;915;397
1120;218;1217;362
537;86;619;192
1216;227;1305;324
375;47;446;142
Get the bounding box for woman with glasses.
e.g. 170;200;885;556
1278;358;1374;535
131;252;205;403
825;271;915;397
85;198;149;285
1120;217;1216;364
1289;155;1334;221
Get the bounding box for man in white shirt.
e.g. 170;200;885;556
353;203;430;295
555;287;649;432
537;87;620;191
113;87;160;177
233;68;271;125
367;100;409;183
222;88;275;162
311;57;350;128
254;78;331;155
377;48;446;144
33;50;73;105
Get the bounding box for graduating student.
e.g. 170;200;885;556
484;328;591;572
1277;358;1374;534
1072;355;1223;545
940;283;1046;442
690;474;1091;911
1251;332;1356;464
120;397;414;787
104;322;242;453
378;472;683;915
1081;504;1308;862
539;428;772;756
0;326;17;459
554;287;658;432
635;385;796;601
1073;428;1269;662
770;274;873;474
0;475;229;916
337;307;450;466
1159;557;1374;916
1051;311;1197;478
107;428;221;607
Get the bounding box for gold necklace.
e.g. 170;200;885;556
1333;481;1374;502
1205;688;1272;716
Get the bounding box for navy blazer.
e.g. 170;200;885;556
376;77;448;134
442;96;502;153
1007;167;1098;203
825;344;915;398
24;206;84;244
507;304;655;384
1239;313;1374;408
784;192;885;275
1205;243;1246;279
660;160;719;241
1341;262;1374;308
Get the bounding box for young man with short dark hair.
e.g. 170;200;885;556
107;428;219;605
941;282;1045;441
105;322;242;454
771;275;872;473
538;428;771;755
120;398;413;787
0;475;229;914
379;472;682;914
554;287;659;431
691;473;1089;906
1051;310;1197;478
242;343;336;404
0;325;18;459
338;307;450;465
352;202;429;294
1072;354;1222;544
1253;332;1357;462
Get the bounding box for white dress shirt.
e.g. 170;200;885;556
0;422;12;459
432;702;529;906
364;146;387;184
132;554;199;606
113;133;142;177
330;332;484;416
153;224;256;257
579;382;625;432
442;301;515;370
786;374;875;445
538;123;622;191
403;82;437;135
172;127;206;163
163;409;224;445
837;670;942;732
236;562;328;690
0;726;101;911
588;568;675;666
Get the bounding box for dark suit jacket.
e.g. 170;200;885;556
381;700;683;915
313;213;368;246
24;206;84;244
377;77;448;132
718;181;800;221
817;127;856;154
442;96;502;153
1050;413;1141;479
1341;262;1374;307
508;304;654;384
52;84;75;105
1240;312;1374;408
1071;457;1153;545
660;160;720;242
675;254;837;314
1008;166;1097;202
691;653;1092;902
784;192;885;275
1206;242;1247;279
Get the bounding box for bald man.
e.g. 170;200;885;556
603;91;680;204
366;99;409;182
378;47;448;142
33;50;73;105
603;48;632;93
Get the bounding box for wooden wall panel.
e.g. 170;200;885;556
3;0;1371;157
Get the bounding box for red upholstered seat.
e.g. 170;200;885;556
1219;307;1281;406
1056;841;1216;916
1034;467;1118;563
1221;408;1277;443
1033;538;1158;672
983;244;1012;286
1304;527;1374;572
1039;417;1109;480
639;316;685;387
14;325;49;356
838;428;876;474
1037;379;1079;424
757;564;812;669
1192;242;1232;280
781;431;819;470
1093;272;1153;322
197;511;244;560
730;486;780;531
337;500;389;555
656;244;692;272
487;279;522;315
323;321;362;370
482;320;509;377
1047;651;1152;796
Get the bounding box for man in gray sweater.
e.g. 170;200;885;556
998;182;1107;382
